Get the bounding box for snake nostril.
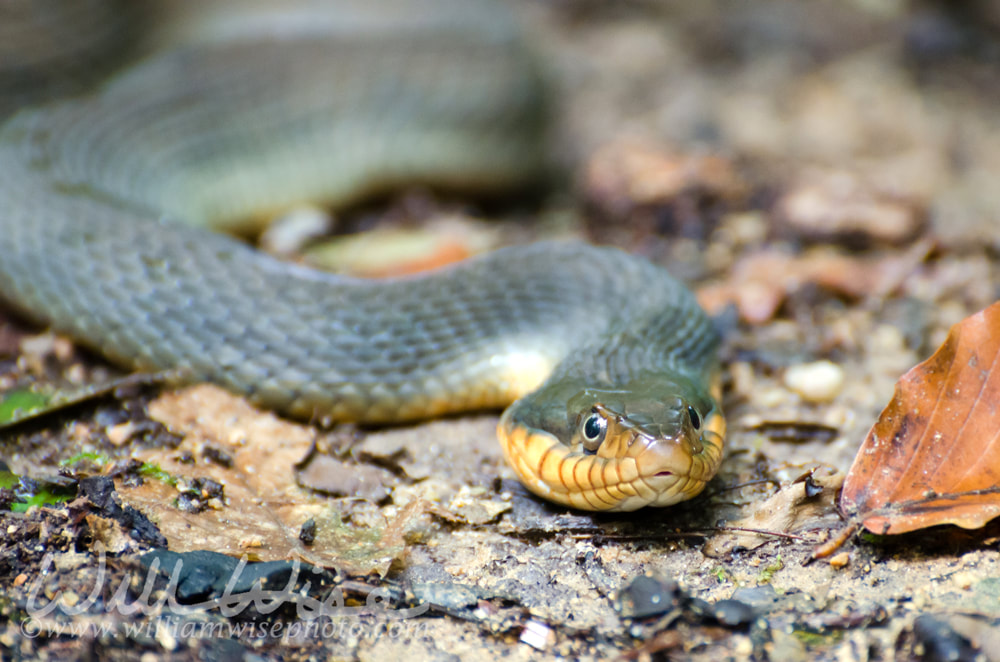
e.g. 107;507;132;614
656;471;673;477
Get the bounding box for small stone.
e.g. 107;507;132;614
733;637;754;658
828;552;850;569
412;581;479;610
156;623;178;651
711;598;756;626
615;575;685;620
259;205;333;256
871;324;906;353
951;571;976;590
728;361;757;399
106;421;137;447
66;364;86;384
783;360;845;404
299;518;317;545
519;619;555;651
757;387;791;408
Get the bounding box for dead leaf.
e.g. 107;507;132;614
704;470;843;557
697;240;932;322
840;301;1000;535
444;486;512;525
84;514;131;554
303;217;497;277
580;140;746;239
775;170;925;245
582;140;746;213
296;452;395;501
117;385;411;575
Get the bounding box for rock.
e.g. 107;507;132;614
783;360;845;403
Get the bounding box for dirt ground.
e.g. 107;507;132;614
3;1;1000;660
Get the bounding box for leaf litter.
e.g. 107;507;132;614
117;384;426;576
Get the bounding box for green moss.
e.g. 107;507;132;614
793;628;844;647
0;469;76;512
137;461;177;486
60;453;177;486
757;555;784;584
712;565;732;583
0;388;52;424
60;451;110;468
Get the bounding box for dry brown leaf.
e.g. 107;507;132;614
84;514;132;554
117;385;416;575
697;240;932;322
582;140;745;210
704;470;842;557
295;453;395;501
775;170;924;245
840;301;1000;535
580;140;746;240
303;218;497;277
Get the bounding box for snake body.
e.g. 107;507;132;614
0;0;723;511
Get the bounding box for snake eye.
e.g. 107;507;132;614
581;411;607;451
688;406;701;430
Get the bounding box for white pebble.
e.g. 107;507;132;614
259;205;333;255
783;360;845;404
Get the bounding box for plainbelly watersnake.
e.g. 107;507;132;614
0;0;724;511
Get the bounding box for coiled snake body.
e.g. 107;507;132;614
0;0;723;511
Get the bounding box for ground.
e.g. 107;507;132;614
2;1;1000;660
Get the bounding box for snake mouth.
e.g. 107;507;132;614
497;411;725;512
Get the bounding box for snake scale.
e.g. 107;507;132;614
0;0;723;511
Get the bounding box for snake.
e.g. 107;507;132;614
0;0;724;512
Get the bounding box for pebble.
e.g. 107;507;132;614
728;361;756;399
828;552;850;569
259;205;332;256
951;571;976;590
412;581;479;610
710;598;756;626
519;619;556;651
757;387;792;408
105;421;137;446
615;575;685;619
783;360;845;403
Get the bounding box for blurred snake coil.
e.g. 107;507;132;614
0;0;723;511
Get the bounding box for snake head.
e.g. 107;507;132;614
498;372;724;511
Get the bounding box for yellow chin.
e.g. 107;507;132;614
496;410;724;512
